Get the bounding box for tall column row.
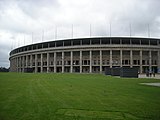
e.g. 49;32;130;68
11;50;159;73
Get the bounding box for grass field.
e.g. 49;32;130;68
0;73;160;120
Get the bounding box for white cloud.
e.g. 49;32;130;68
0;0;160;67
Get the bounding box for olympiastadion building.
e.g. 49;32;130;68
9;37;160;74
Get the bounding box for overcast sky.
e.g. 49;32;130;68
0;0;160;68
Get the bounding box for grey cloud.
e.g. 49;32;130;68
0;43;11;68
0;0;160;67
17;0;60;19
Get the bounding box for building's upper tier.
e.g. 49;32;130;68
10;37;160;56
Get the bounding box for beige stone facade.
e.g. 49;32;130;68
9;37;160;73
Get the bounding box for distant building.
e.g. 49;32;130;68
0;67;9;72
9;37;160;73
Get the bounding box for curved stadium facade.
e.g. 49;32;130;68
9;37;160;74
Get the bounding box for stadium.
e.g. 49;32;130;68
9;37;160;74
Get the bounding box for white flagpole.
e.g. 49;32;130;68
11;39;13;50
18;39;19;47
90;24;92;37
24;34;25;45
129;23;132;37
71;24;73;39
42;30;44;42
55;25;57;40
32;32;33;44
148;24;150;38
109;21;112;37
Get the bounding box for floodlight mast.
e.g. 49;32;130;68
42;30;44;42
109;21;112;37
32;32;33;44
71;24;73;39
129;23;132;37
55;25;57;40
148;24;150;38
23;34;25;45
90;24;92;37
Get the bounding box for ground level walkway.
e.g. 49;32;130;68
139;74;160;79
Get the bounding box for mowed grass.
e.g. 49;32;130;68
0;73;160;120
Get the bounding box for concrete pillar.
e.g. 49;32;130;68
110;50;112;68
90;50;92;73
130;50;133;68
120;50;122;67
26;55;28;68
130;39;132;44
120;39;122;44
54;52;56;73
62;51;64;73
20;57;22;72
15;58;17;72
140;50;142;73
100;50;102;73
14;58;15;72
47;53;49;73
19;57;21;72
12;58;14;72
80;51;82;73
100;39;101;45
41;53;43;73
11;58;14;72
22;56;25;72
35;54;37;73
158;50;160;73
71;41;73;46
16;57;18;72
70;51;73;73
110;38;112;44
9;59;11;72
149;50;152;72
30;54;32;68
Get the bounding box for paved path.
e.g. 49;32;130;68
140;83;160;87
139;74;160;79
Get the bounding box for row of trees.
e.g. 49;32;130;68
0;67;9;72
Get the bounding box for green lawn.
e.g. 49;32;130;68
0;73;160;120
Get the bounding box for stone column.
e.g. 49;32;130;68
35;54;37;73
120;50;122;67
100;50;102;73
140;50;142;73
26;55;28;68
13;58;14;72
110;50;112;68
13;58;15;72
30;54;32;68
12;58;14;72
120;39;122;44
62;51;64;73
130;50;133;68
149;50;152;73
16;57;18;72
19;57;21;72
80;51;82;73
10;58;12;72
22;56;25;72
47;53;49;73
54;52;56;73
158;50;160;73
70;51;73;73
41;53;43;73
90;50;92;73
